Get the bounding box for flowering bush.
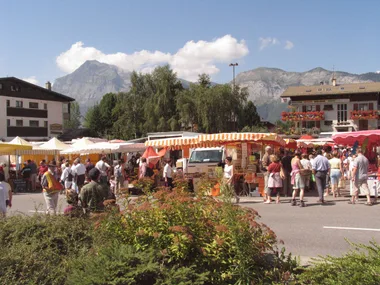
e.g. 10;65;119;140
351;110;378;120
101;188;297;284
282;111;325;121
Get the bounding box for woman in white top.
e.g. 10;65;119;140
329;151;343;197
224;156;239;203
60;161;72;191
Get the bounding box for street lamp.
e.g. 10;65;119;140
229;63;238;90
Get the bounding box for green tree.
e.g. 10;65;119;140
64;101;81;130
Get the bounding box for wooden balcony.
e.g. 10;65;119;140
350;110;379;120
281;111;325;122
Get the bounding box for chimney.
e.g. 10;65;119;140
45;81;51;90
332;78;336;86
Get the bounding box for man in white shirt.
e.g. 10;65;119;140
95;156;110;184
163;159;173;189
0;173;12;217
72;158;86;193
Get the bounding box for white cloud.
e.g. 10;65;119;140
376;71;380;74
56;35;249;81
22;76;39;85
258;37;279;51
284;40;294;50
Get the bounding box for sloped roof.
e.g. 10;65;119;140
0;77;74;102
281;82;380;97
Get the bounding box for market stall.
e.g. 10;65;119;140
146;133;286;197
332;130;380;197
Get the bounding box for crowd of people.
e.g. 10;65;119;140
0;152;176;216
223;145;376;207
1;143;377;216
260;145;375;206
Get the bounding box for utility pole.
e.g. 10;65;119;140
229;63;238;91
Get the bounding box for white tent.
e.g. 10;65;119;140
9;136;32;146
39;137;71;150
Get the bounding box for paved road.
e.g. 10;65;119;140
7;190;380;262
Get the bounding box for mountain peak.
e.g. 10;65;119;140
307;67;329;73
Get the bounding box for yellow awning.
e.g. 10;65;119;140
0;143;33;154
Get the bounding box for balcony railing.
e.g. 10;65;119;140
281;111;325;122
350;110;379;120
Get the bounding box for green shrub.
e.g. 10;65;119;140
298;240;380;285
101;188;297;284
67;242;210;285
0;214;96;285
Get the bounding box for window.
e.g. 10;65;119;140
305;121;316;129
29;120;39;127
44;103;47;110
323;105;334;111
11;85;15;91
44;121;48;128
0;83;2;90
306;105;317;112
62;103;69;113
324;121;333;126
16;120;23;127
29;102;39;109
7;119;10;127
358;103;368;111
16;101;23;108
6;100;10;107
337;104;347;122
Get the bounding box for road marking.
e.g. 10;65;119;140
324;226;380;232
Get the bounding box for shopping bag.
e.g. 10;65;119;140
338;177;346;188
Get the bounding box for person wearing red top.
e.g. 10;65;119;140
38;160;49;182
265;155;285;204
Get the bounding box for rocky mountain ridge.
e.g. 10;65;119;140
53;61;380;122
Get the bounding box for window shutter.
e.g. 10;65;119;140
302;106;306;112
353;103;358;111
316;105;320;111
369;103;374;110
316;121;321;128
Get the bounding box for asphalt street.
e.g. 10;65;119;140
7;189;380;263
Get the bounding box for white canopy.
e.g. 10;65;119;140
71;137;95;149
61;142;147;155
39;137;71;150
9;136;32;146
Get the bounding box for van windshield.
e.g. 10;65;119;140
189;150;223;163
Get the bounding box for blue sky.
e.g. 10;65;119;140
1;0;379;85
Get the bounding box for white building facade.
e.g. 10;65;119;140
280;82;380;133
0;77;74;141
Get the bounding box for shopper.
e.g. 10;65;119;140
265;155;283;204
163;159;173;189
312;149;330;204
329;151;343;197
224;156;239;203
351;149;372;205
95;156;110;184
290;151;306;207
41;161;63;214
114;160;124;193
261;146;273;202
0;173;12;217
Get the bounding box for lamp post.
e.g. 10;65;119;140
229;63;238;91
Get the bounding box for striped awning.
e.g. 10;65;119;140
145;137;208;149
198;133;285;146
145;133;286;149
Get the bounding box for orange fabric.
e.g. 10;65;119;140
142;146;159;158
44;172;63;193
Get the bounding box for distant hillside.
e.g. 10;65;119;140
53;62;380;122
